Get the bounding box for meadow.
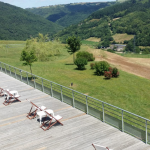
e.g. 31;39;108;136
0;40;150;119
112;33;134;43
118;52;150;58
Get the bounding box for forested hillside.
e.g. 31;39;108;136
56;0;150;48
0;2;63;40
26;2;115;28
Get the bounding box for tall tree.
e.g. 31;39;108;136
20;50;37;76
66;36;81;63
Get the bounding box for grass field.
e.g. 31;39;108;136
85;37;100;42
1;40;150;119
81;40;98;47
117;52;150;58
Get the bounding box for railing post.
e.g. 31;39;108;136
15;68;17;78
86;95;88;114
72;90;75;107
50;82;53;97
20;70;22;81
122;110;124;132
146;120;148;144
0;62;1;71
26;72;29;85
102;103;105;122
5;64;6;73
34;76;36;89
41;78;44;92
61;86;63;102
9;66;11;76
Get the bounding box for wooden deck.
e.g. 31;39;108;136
0;72;150;150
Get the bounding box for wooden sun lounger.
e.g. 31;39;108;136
3;90;21;106
26;99;46;120
0;87;3;96
92;144;113;150
40;110;63;131
0;88;9;96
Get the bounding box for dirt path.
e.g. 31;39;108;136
93;50;150;79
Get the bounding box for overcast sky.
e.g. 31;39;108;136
0;0;115;9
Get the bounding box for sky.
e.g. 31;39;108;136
0;0;115;9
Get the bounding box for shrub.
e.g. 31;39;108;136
112;67;119;77
142;48;150;54
108;67;113;73
104;67;119;79
107;49;115;53
90;63;95;69
76;51;95;61
74;58;87;70
95;61;110;76
104;71;112;79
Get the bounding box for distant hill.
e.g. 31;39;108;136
0;2;63;40
26;2;115;28
56;0;150;47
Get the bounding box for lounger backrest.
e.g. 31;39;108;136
4;89;9;95
92;144;109;150
28;100;43;111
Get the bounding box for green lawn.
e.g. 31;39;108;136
1;40;150;119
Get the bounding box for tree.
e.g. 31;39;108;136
66;36;82;63
125;41;134;52
24;34;61;62
131;0;136;4
101;40;110;48
20;50;37;77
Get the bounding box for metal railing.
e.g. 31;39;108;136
0;61;150;144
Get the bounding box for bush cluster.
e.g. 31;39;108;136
104;67;119;79
95;61;110;76
76;51;95;61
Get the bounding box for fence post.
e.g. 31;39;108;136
41;78;44;92
146;120;148;144
61;86;63;102
50;82;53;97
86;95;88;114
102;103;105;122
34;76;36;89
72;90;75;108
122;110;124;132
26;72;29;85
